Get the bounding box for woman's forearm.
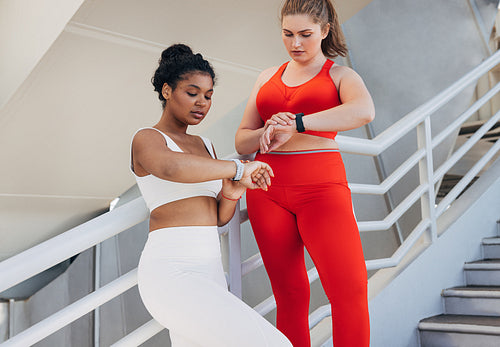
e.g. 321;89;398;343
302;102;375;133
217;196;239;226
235;127;265;155
155;153;238;183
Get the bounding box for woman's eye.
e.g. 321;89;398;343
302;34;311;37
205;96;212;100
284;33;293;37
187;92;196;97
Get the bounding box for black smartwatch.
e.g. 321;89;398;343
295;113;305;133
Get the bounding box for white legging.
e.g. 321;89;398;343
137;226;292;347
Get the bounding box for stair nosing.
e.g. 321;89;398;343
418;321;500;335
482;237;500;245
443;287;500;298
464;261;500;270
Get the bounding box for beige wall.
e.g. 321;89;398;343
0;0;84;109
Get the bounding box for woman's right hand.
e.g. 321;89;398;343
260;112;297;153
239;161;274;191
264;112;296;130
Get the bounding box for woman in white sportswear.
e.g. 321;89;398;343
130;43;292;347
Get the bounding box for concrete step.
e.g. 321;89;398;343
419;314;500;347
464;260;500;286
483;237;500;259
443;286;500;316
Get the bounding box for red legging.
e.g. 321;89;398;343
246;151;369;347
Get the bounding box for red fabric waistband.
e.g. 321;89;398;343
255;151;348;186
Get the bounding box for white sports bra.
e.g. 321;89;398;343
131;127;222;212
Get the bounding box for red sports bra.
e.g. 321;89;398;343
256;59;340;140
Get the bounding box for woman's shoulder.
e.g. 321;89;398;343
133;127;162;141
329;63;362;87
256;64;283;87
329;63;356;77
260;65;282;77
131;127;170;150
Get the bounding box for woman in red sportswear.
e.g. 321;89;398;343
235;0;375;346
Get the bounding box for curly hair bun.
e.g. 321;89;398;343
161;44;193;63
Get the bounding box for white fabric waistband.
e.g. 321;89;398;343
143;226;221;259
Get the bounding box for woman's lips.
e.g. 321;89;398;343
191;111;205;119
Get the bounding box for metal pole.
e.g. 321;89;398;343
227;201;242;298
93;244;101;347
467;0;493;56
8;300;14;339
417;118;438;242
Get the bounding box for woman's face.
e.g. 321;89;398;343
281;14;328;62
164;72;214;126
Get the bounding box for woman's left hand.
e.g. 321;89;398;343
221;179;246;201
260;123;296;153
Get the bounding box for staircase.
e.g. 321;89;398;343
418;221;500;346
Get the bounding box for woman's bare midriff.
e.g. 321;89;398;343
271;133;339;152
149;196;218;232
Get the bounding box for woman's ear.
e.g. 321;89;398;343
322;23;330;39
162;83;172;101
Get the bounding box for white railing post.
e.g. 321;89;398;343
8;299;15;339
93;243;101;347
417;117;438;241
227;201;243;298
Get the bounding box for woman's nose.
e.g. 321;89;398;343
195;96;206;106
292;36;301;47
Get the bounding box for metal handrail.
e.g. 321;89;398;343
434;109;500;184
366;219;431;271
436;138;500;217
0;198;148;294
1;50;500;346
432;81;500;149
309;305;331;330
1;270;137;347
349;148;426;195
357;184;428;232
110;320;164;347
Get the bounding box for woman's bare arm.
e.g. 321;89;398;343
235;67;279;155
